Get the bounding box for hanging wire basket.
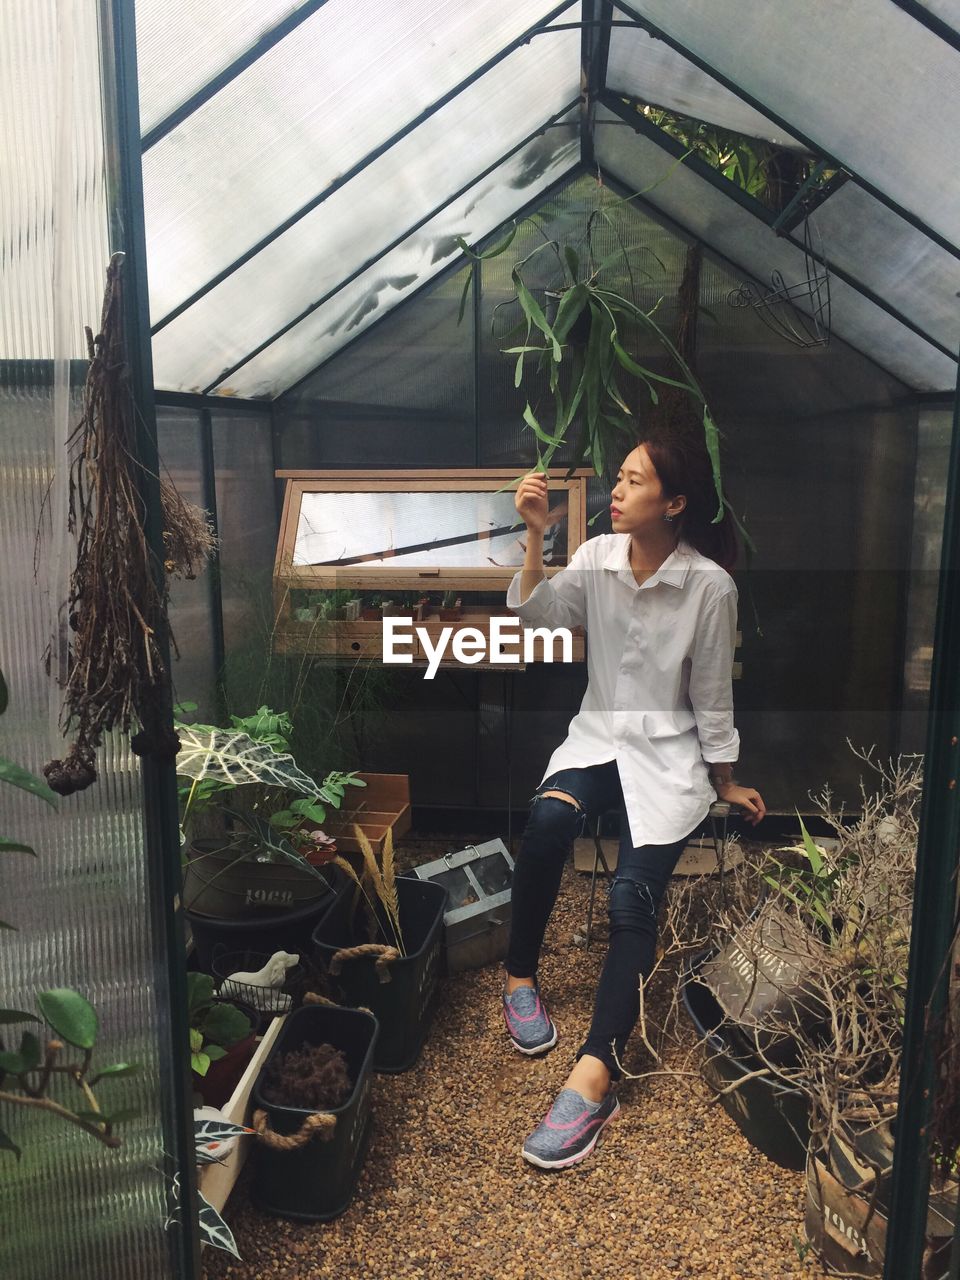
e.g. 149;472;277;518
727;216;831;349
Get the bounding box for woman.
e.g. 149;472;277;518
503;432;766;1170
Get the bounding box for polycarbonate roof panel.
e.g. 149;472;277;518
808;184;960;356
595;107;958;391
136;0;305;135
617;0;960;252
150;30;581;393
201;119;580;398
143;0;572;324
915;0;960;28
607;24;804;150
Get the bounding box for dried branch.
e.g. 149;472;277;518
43;254;179;794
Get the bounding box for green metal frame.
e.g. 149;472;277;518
608;0;960;261
884;364;960;1278
141;0;331;151
151;0;578;334
599;92;959;364
101;0;200;1274
202;101;581;394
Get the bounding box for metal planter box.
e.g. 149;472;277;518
411;839;514;973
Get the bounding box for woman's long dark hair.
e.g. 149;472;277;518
638;430;739;572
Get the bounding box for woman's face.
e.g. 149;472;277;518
609;444;683;535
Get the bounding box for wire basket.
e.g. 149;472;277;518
210;948;329;1024
728;216;831;349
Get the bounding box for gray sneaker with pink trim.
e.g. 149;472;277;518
501;983;557;1055
521;1087;621;1169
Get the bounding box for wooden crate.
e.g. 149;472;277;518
324;772;411;855
197;1015;285;1214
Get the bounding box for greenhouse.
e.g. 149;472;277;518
2;1;959;1277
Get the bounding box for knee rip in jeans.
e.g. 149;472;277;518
534;789;583;811
608;875;657;917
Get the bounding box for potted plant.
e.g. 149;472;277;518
312;829;446;1072
437;589;463;622
380;593;429;621
249;1003;378;1221
175;703;365;967
187;971;257;1109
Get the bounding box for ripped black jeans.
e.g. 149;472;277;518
506;760;692;1080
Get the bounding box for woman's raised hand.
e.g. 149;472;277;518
515;471;550;534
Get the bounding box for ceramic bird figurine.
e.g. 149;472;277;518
222;950;299;1012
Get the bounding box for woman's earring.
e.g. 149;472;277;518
663;512;675;523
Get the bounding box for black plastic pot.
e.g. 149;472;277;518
182;837;331;919
682;953;810;1170
251;1004;378;1221
311;871;446;1072
186;886;335;973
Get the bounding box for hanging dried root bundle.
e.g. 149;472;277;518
44;253;179;795
160;478;218;580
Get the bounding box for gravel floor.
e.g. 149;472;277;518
204;841;831;1280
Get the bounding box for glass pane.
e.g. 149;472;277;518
143;0;567;319
2;4;186;1273
808;183;960;354
137;0;305;134
594;108;959;392
607;24;802;149
201;116;579;398
430;865;480;910
472;851;513;896
149;25;580;378
292;489;570;570
616;0;960;251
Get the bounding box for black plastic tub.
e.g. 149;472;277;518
186;885;335;973
250;1004;378;1222
682;952;810;1170
311;871;445;1072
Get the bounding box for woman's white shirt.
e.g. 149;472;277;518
506;535;740;846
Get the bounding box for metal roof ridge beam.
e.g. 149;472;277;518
142;0;332;151
580;2;615;171
599;93;958;364
202;102;582;395
608;0;960;262
151;0;578;335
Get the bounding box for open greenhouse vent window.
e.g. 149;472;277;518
271;468;590;659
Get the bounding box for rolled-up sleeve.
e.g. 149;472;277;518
505;541;590;632
689;587;740;763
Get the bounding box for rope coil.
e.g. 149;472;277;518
328;943;400;984
252;1108;335;1149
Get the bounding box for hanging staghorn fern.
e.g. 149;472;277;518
44;253;179;795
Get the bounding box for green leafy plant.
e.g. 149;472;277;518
0;989;139;1157
1;666;138;1158
175;706;365;890
187;973;252;1078
763;814;845;941
457;178;757;552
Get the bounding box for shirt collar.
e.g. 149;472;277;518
602;535;691;588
